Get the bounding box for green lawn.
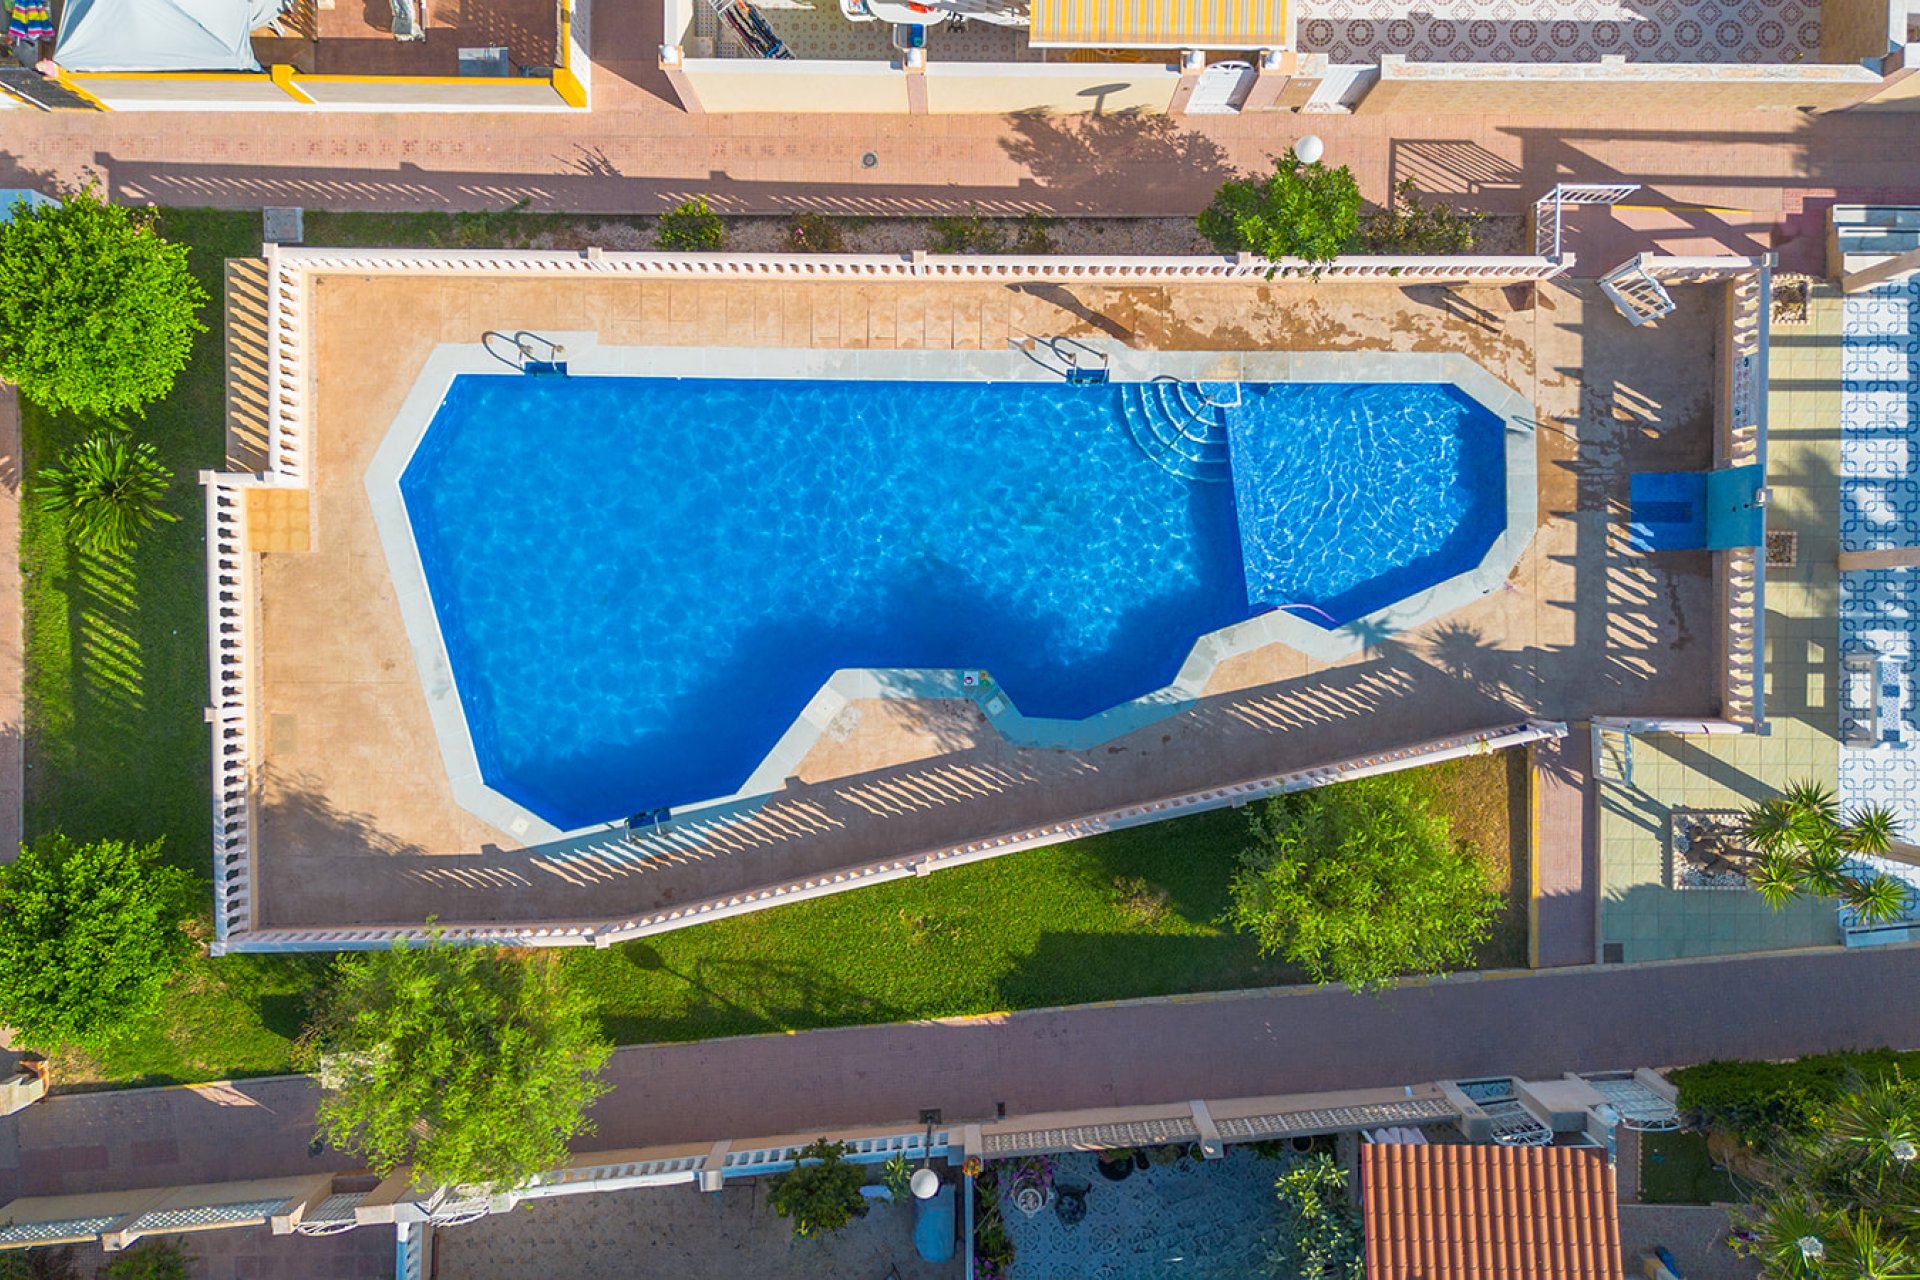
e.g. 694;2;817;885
1638;1130;1746;1205
21;208;1527;1088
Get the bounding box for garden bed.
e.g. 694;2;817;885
302;208;1526;258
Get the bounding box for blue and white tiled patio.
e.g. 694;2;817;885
1837;275;1920;932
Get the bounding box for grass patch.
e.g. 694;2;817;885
19;208;324;1088
1638;1130;1745;1205
23;209;1530;1086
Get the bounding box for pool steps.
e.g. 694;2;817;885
1121;379;1235;483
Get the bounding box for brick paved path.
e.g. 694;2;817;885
9;944;1919;1206
2;1;1918;264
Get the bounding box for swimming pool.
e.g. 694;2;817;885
376;346;1529;835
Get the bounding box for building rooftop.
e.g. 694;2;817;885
1360;1143;1624;1280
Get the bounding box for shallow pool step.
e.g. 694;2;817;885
1121;382;1233;484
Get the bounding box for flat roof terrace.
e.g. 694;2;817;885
225;267;1720;938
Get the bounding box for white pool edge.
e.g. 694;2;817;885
363;338;1540;844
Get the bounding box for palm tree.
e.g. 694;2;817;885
1739;783;1907;917
36;430;177;555
1846;806;1902;858
1741;1193;1844;1280
1844;874;1913;927
1754;852;1808;910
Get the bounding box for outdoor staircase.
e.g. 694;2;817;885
1120;380;1236;484
1831;205;1920;293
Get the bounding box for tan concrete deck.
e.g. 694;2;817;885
248;273;1718;930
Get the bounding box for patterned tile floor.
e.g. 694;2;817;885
1296;0;1822;65
1596;286;1847;963
1839;277;1920;887
1001;1150;1286;1280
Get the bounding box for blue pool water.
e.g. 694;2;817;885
401;374;1504;829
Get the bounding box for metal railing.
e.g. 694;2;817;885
1533;182;1641;261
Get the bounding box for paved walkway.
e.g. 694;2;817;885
8;943;1920;1207
1534;730;1598;967
0;0;1918;269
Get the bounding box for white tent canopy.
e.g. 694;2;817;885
54;0;285;72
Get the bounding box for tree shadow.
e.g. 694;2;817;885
997;112;1239;210
595;946;910;1044
992;930;1294;1012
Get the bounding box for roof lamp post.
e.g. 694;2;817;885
1294;134;1325;166
1894;1137;1918;1162
1798;1236;1826;1263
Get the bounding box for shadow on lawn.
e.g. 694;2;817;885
993;931;1293;1011
594;942;911;1045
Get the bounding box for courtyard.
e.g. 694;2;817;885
231;266;1720;940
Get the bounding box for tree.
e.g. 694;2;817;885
1355;178;1483;255
0;1246;81;1280
0;186;207;415
300;933;611;1193
656;197;725;251
1226;772;1501;993
1738;781;1910;924
0;834;194;1052
1198;148;1362;272
767;1139;869;1239
99;1240;192;1280
1268;1153;1365;1280
1735;1073;1920;1280
36;430;178;555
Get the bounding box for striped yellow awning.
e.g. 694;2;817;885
1028;0;1284;49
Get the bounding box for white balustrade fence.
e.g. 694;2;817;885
203;474;261;951
263;244;1573;284
221;720;1567;952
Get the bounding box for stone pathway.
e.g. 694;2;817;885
0;0;1918;276
9;944;1920;1208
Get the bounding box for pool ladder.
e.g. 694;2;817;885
483;330;569;376
1122;378;1236;484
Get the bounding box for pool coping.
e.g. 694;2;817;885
364;337;1539;843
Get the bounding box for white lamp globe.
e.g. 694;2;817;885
910;1168;940;1200
1294;135;1325;165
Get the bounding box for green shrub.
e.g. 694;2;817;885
786;212;846;253
1355;178;1483;255
99;1240;191;1280
1197;149;1361;272
930;208;1006;255
301;931;612;1192
35;429;179;556
1672;1050;1920;1149
767;1138;868;1239
1226;772;1501;992
0;1246;80;1280
0;834;194;1052
1013;212;1059;255
657;197;726;252
0;185;207;416
1269;1153;1364;1280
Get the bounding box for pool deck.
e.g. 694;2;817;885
246;273;1719;933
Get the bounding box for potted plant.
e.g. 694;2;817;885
1095;1147;1137;1182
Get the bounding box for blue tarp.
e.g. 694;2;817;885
1628;464;1765;551
913;1184;955;1263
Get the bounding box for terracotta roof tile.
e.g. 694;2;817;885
1361;1143;1623;1280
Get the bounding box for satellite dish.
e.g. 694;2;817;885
911;1168;940;1200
